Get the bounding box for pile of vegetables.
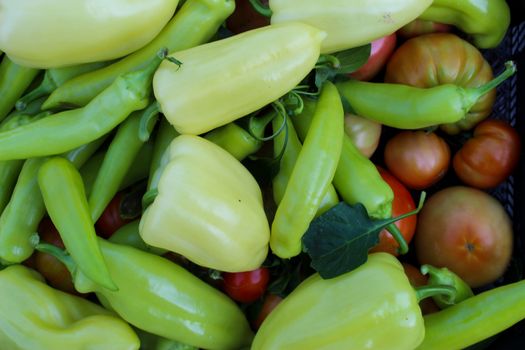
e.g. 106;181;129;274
0;0;522;349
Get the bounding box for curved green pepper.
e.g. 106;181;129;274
419;0;510;49
0;265;139;350
38;157;117;291
252;253;426;349
336;61;516;130
39;240;254;350
42;0;235;109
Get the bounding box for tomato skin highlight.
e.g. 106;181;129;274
384;130;451;190
370;167;417;256
222;267;270;303
414;186;513;288
343;113;382;158
453;119;521;189
252;293;283;330
350;33;397;81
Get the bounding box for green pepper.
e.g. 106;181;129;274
147;117;180;192
16;60;112;111
0;50;165;161
42;0;235;109
0;265;139;350
420;264;474;309
336;61;516;130
0;55;39;122
270;81;343;259
153;21;325;135
271;111;339;217
109;220;167;256
39;239;254;350
139;135;270;272
252;253;454;349
416;278;525;349
37;157;117;291
419;0;510;49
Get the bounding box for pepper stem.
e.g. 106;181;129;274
16;73;56;111
464;60;516;108
385;223;409;255
248;0;273;17
139;101;160;142
35;243;76;275
414;284;457;303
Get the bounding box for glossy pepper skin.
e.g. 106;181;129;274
53;239;254;350
0;51;164;161
252;253;425;349
0;265;139;350
416;279;525;350
385;33;496;134
419;0;510;49
270;82;344;258
153;22;325;135
269;0;432;54
42;0;235;109
38;157;117;291
139;135;270;272
0;0;179;68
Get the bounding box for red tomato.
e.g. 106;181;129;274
370;167;417;256
252;293;283;330
95;191;133;238
350;33;397;81
453;119;521;189
397;19;452;39
401;262;439;315
225;0;270;34
34;217;79;295
344;113;382;158
384;130;451;190
222;267;270;303
414;186;513;288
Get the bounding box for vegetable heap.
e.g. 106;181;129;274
0;0;522;349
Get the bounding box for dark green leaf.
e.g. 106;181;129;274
334;44;371;74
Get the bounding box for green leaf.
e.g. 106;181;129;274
302;196;424;279
334;44;371;74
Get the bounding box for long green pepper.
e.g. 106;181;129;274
42;0;236;109
38;157;117;291
270;81;344;259
0;50;166;161
0;55;39;122
0;137;106;264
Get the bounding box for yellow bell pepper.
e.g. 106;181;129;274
0;0;179;68
269;0;433;54
0;265;140;350
153;22;325;135
139;134;270;272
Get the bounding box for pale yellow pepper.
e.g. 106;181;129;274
0;0;179;68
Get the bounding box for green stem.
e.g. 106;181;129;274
414;284;457;303
248;0;273;17
16;73;56;111
142;188;159;211
139;101;160;142
315;54;341;69
465;60;516;106
248;110;275;140
385;223;408;255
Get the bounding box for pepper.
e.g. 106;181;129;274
419;0;511;49
270;82;343;259
336;61;516;130
252;253;446;349
109;220;167;256
254;0;432;54
271;111;339;217
139;135;270;272
0;137;106;264
16;60;112;111
42;0;235;109
0;55;39;122
416;279;525;350
0;50;165;161
0;0;179;68
420;264;473;309
0;265;140;350
37;157;117;291
153;22;325;135
39;239;254;350
147;118;179;192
